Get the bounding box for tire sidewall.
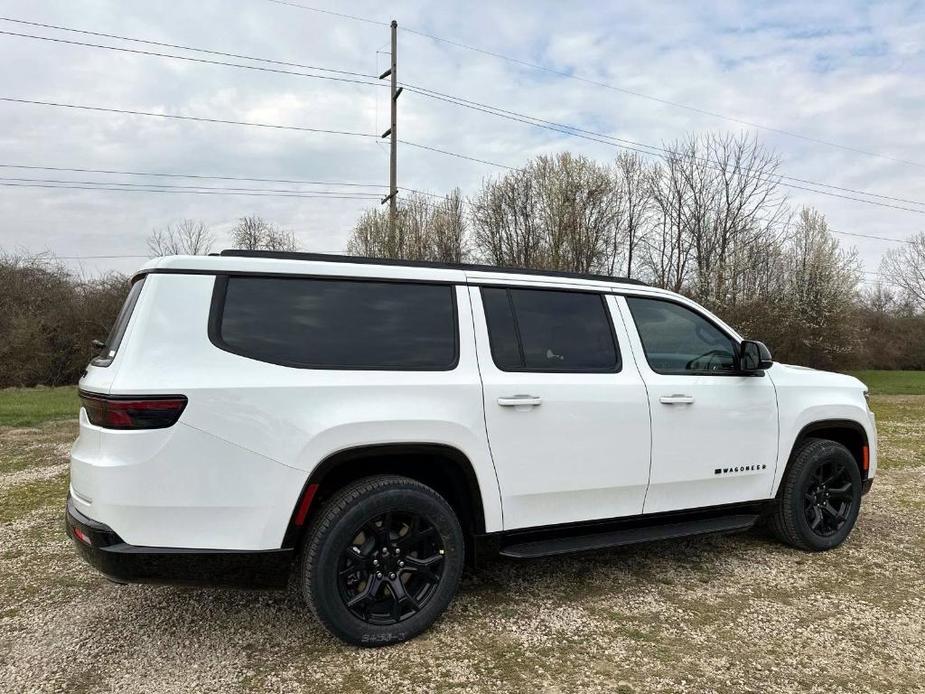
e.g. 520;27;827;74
789;442;862;550
306;485;464;647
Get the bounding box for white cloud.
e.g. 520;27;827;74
0;0;921;279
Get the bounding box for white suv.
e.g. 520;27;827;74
67;251;877;646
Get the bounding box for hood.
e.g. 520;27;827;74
770;362;867;390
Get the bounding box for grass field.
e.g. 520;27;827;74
1;372;923;693
848;369;925;395
0;386;78;427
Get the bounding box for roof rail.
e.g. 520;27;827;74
218;250;648;286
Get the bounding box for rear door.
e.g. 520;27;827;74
618;295;778;514
471;284;651;530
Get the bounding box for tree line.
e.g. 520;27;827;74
2;133;925;387
346;134;925;372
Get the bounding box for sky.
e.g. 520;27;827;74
0;0;922;282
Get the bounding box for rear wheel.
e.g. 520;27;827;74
769;438;862;551
300;475;464;646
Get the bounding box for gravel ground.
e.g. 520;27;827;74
1;396;923;694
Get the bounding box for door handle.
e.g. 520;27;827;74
659;394;695;405
497;395;543;407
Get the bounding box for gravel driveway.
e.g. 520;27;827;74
1;395;923;694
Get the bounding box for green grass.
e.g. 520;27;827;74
848;370;925;395
0;386;78;427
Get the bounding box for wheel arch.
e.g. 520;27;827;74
282;443;487;550
782;419;869;490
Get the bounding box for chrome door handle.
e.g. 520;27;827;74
497;395;543;407
659;394;695;405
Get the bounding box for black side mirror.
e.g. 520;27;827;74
739;340;773;373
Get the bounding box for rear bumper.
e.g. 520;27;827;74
65;497;293;589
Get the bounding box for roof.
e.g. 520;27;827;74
218;250;648;285
138;250;655;292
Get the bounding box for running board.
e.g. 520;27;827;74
498;514;759;559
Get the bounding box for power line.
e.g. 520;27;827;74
256;0;921;168
0;161;447;202
0;16;377;78
830;228;913;244
0;180;381;200
0;162;385;188
261;0;389;27
7;15;917;213
402;84;925;215
399;28;924;170
400;139;517;170
405;83;925;210
398;141;919;245
0;29;384;88
0;96;378;138
0;175;383;196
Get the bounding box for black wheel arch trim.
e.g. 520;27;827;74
282;443;488;549
786;418;870;482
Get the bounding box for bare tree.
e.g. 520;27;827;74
611;152;653;278
147;219;214;256
643;155;694;292
881;232;925;309
346;208;393;258
230;216;299;251
430;189;468;263
469;153;622;273
345;190;468;262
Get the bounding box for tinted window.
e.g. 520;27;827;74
481;287;619;372
626;297;737;374
93;277;145;367
480;288;522;370
216;277;457;370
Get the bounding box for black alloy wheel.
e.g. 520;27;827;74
338;510;446;625
301;475;464;646
802;458;856;537
770;437;863;551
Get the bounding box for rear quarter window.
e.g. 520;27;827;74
211;276;459;370
92;277;145;367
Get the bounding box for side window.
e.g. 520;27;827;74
92;277;145;367
214;276;458;370
625;297;737;375
481;287;620;373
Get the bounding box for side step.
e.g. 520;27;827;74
498;514;758;559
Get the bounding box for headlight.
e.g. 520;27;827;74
863;389;870;405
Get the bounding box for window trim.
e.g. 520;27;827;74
208;274;461;372
480;286;622;374
623;295;746;377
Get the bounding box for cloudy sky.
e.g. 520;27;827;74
0;0;922;281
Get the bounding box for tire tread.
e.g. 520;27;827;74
299;474;462;645
769;437;858;551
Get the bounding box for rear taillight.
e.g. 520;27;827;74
79;391;188;430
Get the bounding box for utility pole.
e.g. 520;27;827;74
379;20;402;251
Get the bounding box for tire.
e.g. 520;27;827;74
300;475;464;647
769;438;863;551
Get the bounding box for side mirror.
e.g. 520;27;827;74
739;340;773;373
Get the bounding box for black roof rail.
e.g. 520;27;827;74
218;250;648;286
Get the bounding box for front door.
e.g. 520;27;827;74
618;295;778;514
471;285;651;530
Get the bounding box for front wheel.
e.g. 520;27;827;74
769;438;863;551
300;475;464;646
